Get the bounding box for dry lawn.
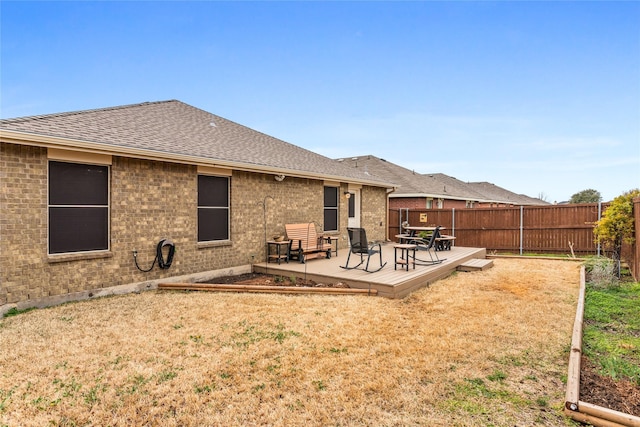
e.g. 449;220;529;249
0;259;580;426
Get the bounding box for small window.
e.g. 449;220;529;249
323;186;339;232
198;175;230;241
426;198;433;209
48;161;109;254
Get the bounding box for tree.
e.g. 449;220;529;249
593;188;640;276
570;189;602;204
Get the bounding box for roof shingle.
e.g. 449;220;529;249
336;155;548;205
0;100;392;187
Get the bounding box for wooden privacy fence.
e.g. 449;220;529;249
390;203;607;255
631;197;640;281
389;200;640;280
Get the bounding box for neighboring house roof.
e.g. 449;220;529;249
0;100;393;188
466;182;547;206
337;155;548;205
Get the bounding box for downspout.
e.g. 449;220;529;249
387;186;397;242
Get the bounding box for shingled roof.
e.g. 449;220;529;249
0;100;393;187
466;182;547;206
337;155;548;205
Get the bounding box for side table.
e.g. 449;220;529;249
323;236;339;257
267;240;290;264
393;243;416;271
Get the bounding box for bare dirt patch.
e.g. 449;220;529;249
208;272;349;288
1;259;585;426
580;356;640;415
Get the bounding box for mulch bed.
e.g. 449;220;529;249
207;273;349;288
580;356;640;416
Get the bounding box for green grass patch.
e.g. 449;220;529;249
2;307;37;318
227;321;300;348
583;279;640;385
492;251;585;260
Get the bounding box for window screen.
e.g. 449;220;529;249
198;175;230;241
323;186;338;232
48;161;109;254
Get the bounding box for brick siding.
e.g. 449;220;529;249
0;143;388;306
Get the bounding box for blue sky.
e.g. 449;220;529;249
2;1;639;203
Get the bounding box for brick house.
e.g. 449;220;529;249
338;155;547;209
0;101;393;311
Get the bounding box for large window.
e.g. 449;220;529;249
323;186;339;232
198;175;230;241
48;161;109;254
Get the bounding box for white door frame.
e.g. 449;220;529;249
347;186;361;228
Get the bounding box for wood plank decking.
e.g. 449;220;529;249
254;244;487;298
457;258;494;272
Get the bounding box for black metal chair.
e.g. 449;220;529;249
341;227;386;273
409;225;445;265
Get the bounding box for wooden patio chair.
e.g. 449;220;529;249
285;223;331;263
409;225;445;265
341;227;387;273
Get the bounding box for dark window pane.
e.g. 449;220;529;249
324;209;338;232
198;208;229;241
49;161;108;205
49;207;109;253
198;175;229;207
324;187;338;208
348;194;355;218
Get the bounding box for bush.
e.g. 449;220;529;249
593;189;640;277
584;256;618;288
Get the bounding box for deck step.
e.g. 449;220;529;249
457;258;494;272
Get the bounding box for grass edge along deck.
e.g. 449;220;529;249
254;245;487;299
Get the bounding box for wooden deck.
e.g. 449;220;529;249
254;244;487;298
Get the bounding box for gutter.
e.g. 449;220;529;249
1;129;395;189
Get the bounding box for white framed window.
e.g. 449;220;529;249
426;198;433;209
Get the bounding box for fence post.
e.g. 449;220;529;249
520;205;524;255
452;208;455;237
398;208;407;232
597;202;602;257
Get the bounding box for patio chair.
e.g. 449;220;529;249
409;226;445;265
341;227;387;273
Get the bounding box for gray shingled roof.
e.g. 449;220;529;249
337;155;548;205
466;182;547;205
0;100;393;187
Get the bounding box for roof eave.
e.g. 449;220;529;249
0;129;393;189
389;191;524;204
